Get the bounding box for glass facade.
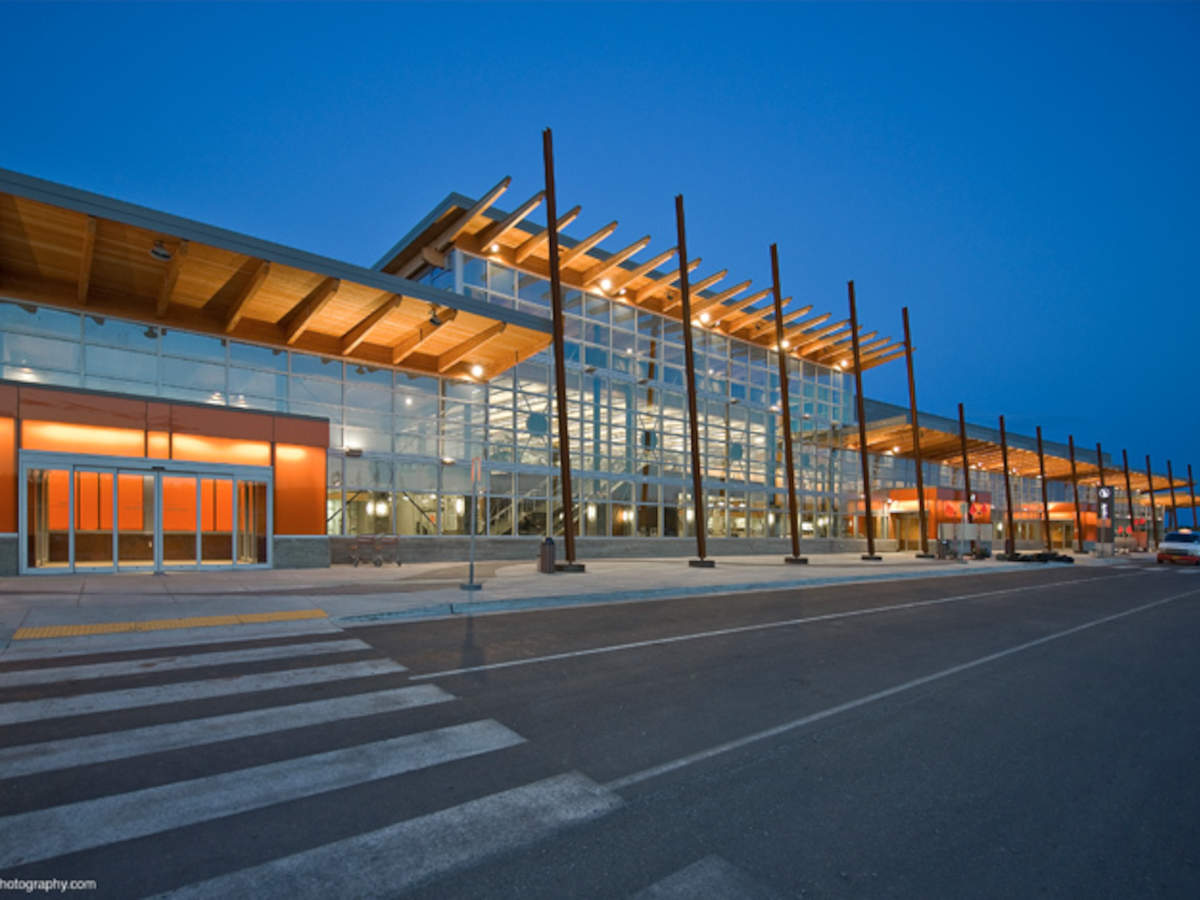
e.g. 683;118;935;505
0;262;1166;548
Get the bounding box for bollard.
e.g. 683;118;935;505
538;537;556;574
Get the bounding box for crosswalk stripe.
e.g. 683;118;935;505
153;773;623;900
0;685;454;779
0;658;406;726
0;638;373;688
0;719;525;868
0;619;343;662
631;855;783;899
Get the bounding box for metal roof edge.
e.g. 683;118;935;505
370;192;477;271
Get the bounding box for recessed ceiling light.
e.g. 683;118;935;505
599;278;613;292
150;241;172;262
470;364;484;378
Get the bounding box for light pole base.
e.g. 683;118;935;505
555;562;586;573
689;559;716;568
459;582;482;591
914;552;935;559
784;556;809;565
861;554;883;561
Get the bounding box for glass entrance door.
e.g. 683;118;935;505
237;479;268;564
162;474;199;567
73;469;114;570
116;471;156;569
200;477;234;566
26;467;70;570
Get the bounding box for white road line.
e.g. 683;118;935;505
605;585;1200;792
0;619;343;662
153;773;622;900
0;639;372;687
0;658;406;726
0;719;524;868
411;571;1147;680
0;685;453;779
632;855;784;900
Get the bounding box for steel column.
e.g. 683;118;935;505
957;403;972;523
770;244;805;564
675;195;712;567
1122;449;1136;545
847;281;880;560
1146;455;1160;547
1036;425;1052;551
1068;435;1084;552
901;308;931;557
1167;459;1180;532
1095;442;1106;488
999;415;1016;557
541;128;583;571
1189;464;1198;529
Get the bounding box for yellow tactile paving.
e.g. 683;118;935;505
11;609;327;640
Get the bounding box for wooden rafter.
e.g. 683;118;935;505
812;329;876;363
609;247;676;291
155;239;188;317
691;280;752;315
223;260;272;333
581;236;651;286
392;307;458;364
396;176;512;278
709;288;772;324
77;216;97;305
661;269;727;312
281;277;341;345
856;341;902;365
788;317;843;349
437;321;507;373
729;302;808;334
558;221;618;269
802;327;861;358
472;191;545;251
635;257;701;303
514;205;582;263
340;292;404;355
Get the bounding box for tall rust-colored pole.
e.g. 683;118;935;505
957;403;972;524
848;281;880;560
1095;442;1107;488
901;307;931;557
1167;459;1180;532
676;195;713;568
1068;435;1084;552
1146;455;1160;547
541;128;583;571
1036;425;1052;551
1188;464;1197;529
999;415;1016;557
770;245;805;564
1122;449;1136;544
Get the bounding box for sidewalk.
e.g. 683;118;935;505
0;552;1135;652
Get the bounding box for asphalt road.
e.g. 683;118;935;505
2;560;1198;898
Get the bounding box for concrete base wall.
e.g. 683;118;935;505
0;534;17;576
273;535;331;569
329;535;899;565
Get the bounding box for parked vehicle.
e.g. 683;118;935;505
1156;531;1200;565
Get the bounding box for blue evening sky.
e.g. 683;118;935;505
3;2;1197;478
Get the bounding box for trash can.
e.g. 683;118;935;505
538;537;556;574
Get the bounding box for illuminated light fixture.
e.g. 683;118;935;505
441;456;455;465
893;446;901;453
344;446;363;458
470;363;485;378
404;397;413;406
698;311;711;324
780;339;790;349
625;348;633;355
618;288;627;296
599;278;613;292
587;503;597;521
489;243;501;254
455;498;465;515
835;360;846;369
149;241;172;262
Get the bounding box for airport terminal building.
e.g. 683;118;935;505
0;169;1183;574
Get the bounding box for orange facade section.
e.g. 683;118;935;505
3;381;328;539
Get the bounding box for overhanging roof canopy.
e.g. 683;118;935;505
0;169;551;381
374;180;903;375
849;399;1184;494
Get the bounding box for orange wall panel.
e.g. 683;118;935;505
274;444;325;535
20;388;146;430
47;469;69;531
162;476;196;532
273;416;329;448
172;434;270;467
23;421;146;457
0;417;14;532
171;406;273;442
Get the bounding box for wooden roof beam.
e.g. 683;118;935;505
223;260;272;333
77;216;97;305
392;307;458;364
858;346;907;373
856;340;901;364
708;288;772;325
635;257;701;303
340;292;405;355
730;302;810;335
582;236;652;287
662;269;727;312
690;280;752;316
789;318;846;350
397;176;512;278
514;205;582;263
281;277;341;345
804;327;867;359
437;321;507;373
559;221;618;269
608;247;677;292
472;191;545;252
812;330;878;363
155;240;189;317
781;313;832;343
